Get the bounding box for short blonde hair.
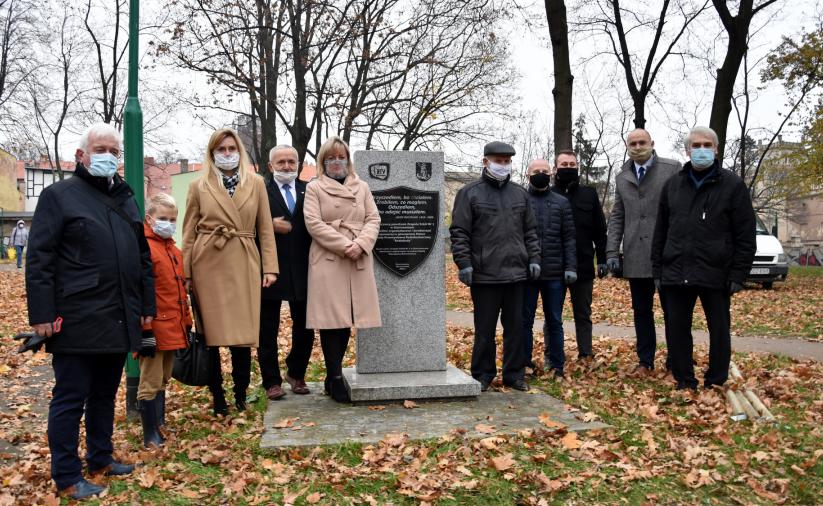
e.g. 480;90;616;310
146;192;177;216
316;136;354;177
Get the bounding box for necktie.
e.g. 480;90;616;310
283;184;295;213
638;166;646;182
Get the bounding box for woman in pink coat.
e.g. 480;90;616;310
303;136;381;402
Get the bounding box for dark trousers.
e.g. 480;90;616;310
15;245;24;268
470;282;525;384
208;346;251;399
48;353;125;489
258;298;315;388
566;278;594;357
628;278;672;369
319;328;350;396
665;285;731;388
522;279;566;372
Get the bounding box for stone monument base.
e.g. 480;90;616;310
342;365;480;404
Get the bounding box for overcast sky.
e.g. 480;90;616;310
59;0;823;170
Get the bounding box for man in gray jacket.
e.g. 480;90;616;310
606;129;680;375
450;141;541;392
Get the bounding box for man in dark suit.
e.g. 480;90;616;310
258;145;314;400
551;150;608;362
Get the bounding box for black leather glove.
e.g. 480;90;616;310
529;263;541;280
728;281;744;295
596;263;608;278
138;332;157;358
606;257;621;274
458;267;473;286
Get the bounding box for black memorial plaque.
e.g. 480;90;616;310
371;186;439;277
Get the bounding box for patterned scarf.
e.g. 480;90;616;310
222;172;240;197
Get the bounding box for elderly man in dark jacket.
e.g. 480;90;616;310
25;123;155;500
551;150;608;360
607;129;681;375
450;141;540;392
522;159;576;378
258;145;314;400
652;126;756;390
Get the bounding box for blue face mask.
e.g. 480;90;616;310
151;219;176;239
87;153;119;178
690;148;715;169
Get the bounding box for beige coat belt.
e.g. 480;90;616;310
196;225;256;250
327;219;367;270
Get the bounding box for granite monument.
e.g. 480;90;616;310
342;150;480;402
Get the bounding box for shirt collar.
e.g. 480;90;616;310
633;153;655;172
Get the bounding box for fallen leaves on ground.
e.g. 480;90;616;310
1;270;822;504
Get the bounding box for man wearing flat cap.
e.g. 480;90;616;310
450;141;541;392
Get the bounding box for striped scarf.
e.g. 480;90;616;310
222;172;240;197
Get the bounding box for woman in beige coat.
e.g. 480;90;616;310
182;128;278;416
304;136;381;402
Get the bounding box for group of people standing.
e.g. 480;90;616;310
24;124;381;499
450;126;756;393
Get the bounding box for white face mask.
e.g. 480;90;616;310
214;152;240;171
487;161;512;180
151;219;176;239
324;159;348;178
272;169;298;185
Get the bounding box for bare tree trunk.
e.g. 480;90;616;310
545;0;573;151
709;0;777;161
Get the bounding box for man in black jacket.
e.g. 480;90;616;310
450;141;541;392
652;126;756;390
258;145;314;400
522;159;577;378
551;150;608;361
25;123;156;499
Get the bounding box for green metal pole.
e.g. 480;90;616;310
123;0;143;420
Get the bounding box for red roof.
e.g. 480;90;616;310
16;158;203;179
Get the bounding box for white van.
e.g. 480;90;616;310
747;215;789;289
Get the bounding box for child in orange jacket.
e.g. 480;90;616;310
137;193;192;447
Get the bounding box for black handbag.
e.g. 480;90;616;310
172;291;211;386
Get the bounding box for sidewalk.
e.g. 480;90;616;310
446;310;823;362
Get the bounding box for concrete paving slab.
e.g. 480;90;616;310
260;382;609;449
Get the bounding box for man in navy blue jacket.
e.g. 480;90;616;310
652;126;756;390
522;159;576;378
26;123;156;499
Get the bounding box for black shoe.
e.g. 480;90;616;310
234;387;248;411
59;479;106;499
211;388;229;416
676;382;698;391
505;379;530;391
139;400;163;448
89;461;134;477
329;376;351;403
551;368;565;379
479;380;490;392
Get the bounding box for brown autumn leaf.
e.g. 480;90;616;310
489;453;515;471
305;492;323;504
538;412;566;429
403;400;419;409
274;417;299;429
475;423;496;434
560;432;582;450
